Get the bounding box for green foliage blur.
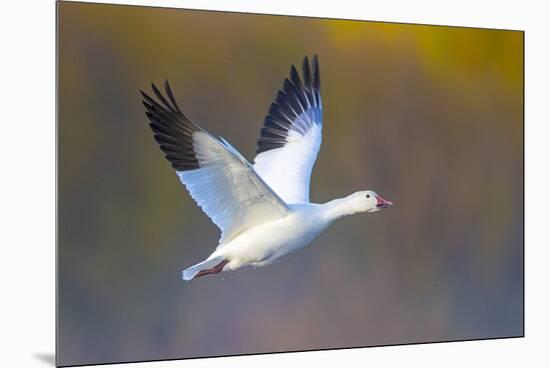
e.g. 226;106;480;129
57;2;523;366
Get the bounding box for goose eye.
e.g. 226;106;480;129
366;194;370;198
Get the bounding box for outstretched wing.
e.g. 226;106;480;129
253;55;323;204
142;81;288;245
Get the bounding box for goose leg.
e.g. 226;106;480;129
195;259;229;278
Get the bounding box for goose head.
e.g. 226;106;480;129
351;190;394;213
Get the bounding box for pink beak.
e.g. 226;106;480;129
376;195;393;209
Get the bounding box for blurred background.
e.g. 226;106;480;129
57;2;523;366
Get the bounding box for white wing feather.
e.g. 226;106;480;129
253;55;322;204
254;120;321;204
178;132;288;244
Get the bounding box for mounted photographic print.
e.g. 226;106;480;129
56;1;524;366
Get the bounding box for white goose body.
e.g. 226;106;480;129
211;203;328;271
141;56;393;281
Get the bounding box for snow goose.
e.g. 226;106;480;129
141;55;393;281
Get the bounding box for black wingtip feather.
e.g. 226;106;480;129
164;79;182;114
256;55;322;155
312;54;321;95
141;81;200;171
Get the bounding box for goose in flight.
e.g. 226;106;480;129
141;55;393;281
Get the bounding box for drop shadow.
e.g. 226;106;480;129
34;353;55;366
